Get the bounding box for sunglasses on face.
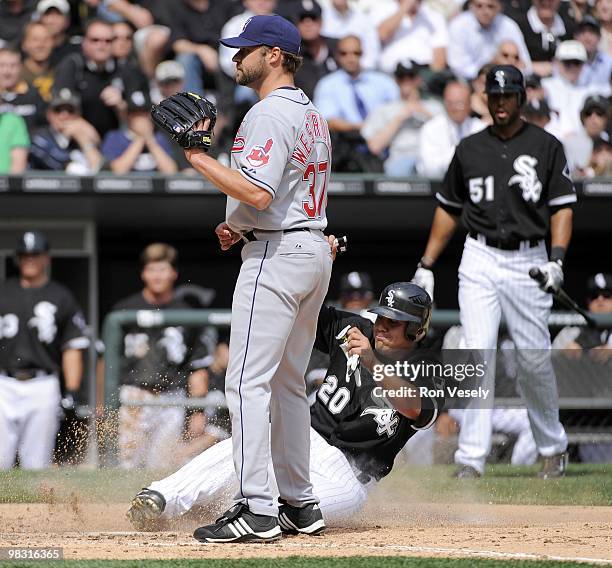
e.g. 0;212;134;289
561;59;583;67
585;109;606;117
590;291;612;300
338;50;363;56
88;37;114;44
501;52;520;60
52;105;76;113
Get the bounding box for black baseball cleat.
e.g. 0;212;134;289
126;488;166;530
452;465;482;479
538;452;568;479
278;499;326;535
193;503;281;543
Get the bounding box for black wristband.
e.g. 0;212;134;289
550;246;566;265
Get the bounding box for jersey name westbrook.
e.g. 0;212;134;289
290;110;331;168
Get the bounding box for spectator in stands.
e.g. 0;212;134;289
113;243;209;470
418;81;485;178
36;0;79;68
97;1;175;79
101;89;177;174
0;47;47;132
321;0;380;69
524;72;547;103
0;111;29;173
373;0;448;74
29;89;102;174
20;22;54;103
542;40;608;139
219;0;277;81
217;0;276;113
112;21;136;66
556;273;612;361
586;137;612;176
170;0;230;96
53;19;142;138
152;60;194;172
564;95;610;175
294;0;338;100
0;0;36;48
574;15;612;88
515;0;574;77
493;40;527;71
338;271;375;314
448;0;531;81
315;35;398;172
521;97;564;141
594;0;612;55
362;60;443;176
469;63;493;123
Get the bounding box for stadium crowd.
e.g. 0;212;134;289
0;0;610;177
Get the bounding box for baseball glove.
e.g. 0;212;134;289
151;92;217;150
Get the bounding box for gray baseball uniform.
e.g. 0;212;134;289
225;86;333;517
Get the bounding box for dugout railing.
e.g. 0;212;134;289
101;308;612;409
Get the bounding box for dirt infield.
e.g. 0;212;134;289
2;499;612;564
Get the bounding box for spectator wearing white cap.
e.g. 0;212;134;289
542;39;609;138
320;0;380;70
574;15;612;88
35;0;79;68
448;0;531;81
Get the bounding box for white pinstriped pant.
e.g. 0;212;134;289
454;235;567;474
150;428;370;524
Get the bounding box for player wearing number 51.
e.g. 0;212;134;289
179;16;333;542
413;65;576;479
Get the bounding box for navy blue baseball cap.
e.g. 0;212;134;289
220;15;301;55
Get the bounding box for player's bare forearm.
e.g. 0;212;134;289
185;150;273;210
346;327;420;419
188;369;209;397
62;348;83;391
550;207;573;251
422;206;460;265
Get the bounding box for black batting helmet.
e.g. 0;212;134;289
15;230;49;255
369;282;432;341
485;64;525;105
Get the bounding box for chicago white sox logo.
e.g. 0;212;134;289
495;70;506;88
28;301;57;344
386;290;395;307
509;155;542;202
361;407;399;438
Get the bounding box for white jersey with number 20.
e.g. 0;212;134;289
226;87;331;233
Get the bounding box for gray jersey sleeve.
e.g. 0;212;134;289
235;113;294;197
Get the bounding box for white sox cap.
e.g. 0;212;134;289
555;40;587;62
37;0;70;15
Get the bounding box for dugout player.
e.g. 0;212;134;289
180;15;333;541
413;65;576;479
0;231;89;469
112;243;210;470
126;282;443;539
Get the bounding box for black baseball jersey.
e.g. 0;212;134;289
437;122;577;244
112;292;208;391
310;305;444;481
0;278;89;376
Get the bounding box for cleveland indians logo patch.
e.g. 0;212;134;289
246;139;274;168
509;155;542;202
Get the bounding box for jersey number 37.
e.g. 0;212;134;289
302;160;329;219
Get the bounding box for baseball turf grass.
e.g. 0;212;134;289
3;558;605;567
1;463;611;506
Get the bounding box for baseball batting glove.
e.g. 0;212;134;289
412;263;435;301
151;92;217;150
536;260;564;293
